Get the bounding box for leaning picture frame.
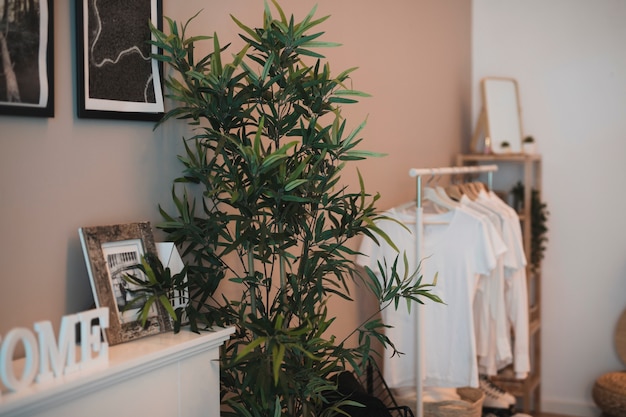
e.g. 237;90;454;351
79;222;172;345
75;0;164;121
0;0;54;117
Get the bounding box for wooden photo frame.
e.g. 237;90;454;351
75;0;164;121
0;0;54;117
79;222;172;345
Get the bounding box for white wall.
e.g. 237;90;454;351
473;1;626;415
0;0;470;364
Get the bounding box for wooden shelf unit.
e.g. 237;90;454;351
456;153;543;414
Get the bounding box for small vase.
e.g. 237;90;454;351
522;142;536;154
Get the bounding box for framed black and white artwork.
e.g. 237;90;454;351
0;0;54;117
75;0;164;121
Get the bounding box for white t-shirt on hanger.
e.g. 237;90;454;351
357;205;499;388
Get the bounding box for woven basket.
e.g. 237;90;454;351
592;371;626;417
423;387;485;417
615;309;626;365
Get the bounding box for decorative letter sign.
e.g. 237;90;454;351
77;308;109;371
0;307;109;396
0;328;39;391
33;313;80;383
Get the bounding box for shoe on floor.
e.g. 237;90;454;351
479;374;516;408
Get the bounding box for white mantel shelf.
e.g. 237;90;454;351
0;326;235;417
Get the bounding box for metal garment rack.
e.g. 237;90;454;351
407;164;498;417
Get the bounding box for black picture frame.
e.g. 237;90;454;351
79;222;173;346
75;0;164;121
0;0;54;118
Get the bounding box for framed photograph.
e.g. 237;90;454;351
79;222;172;345
0;0;54;117
75;0;164;121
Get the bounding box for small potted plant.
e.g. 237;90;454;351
522;136;536;154
122;253;188;331
500;141;511;154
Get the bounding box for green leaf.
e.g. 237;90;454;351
341;150;386;160
281;195;311;202
341;118;367;148
142;257;158;285
159;294;178;322
211;33;222;75
328;96;358;104
284;179;307;191
293;48;325;59
230;15;260;42
300;41;342;48
334;89;371;97
253;116;265;156
235;337;266;361
272;343;285;385
270;0;287;24
122;273;147;287
231;44;250;68
272;396;281;417
140;297;156;325
294;7;330;37
365;220;400;253
260;141;298;170
260;53;274;81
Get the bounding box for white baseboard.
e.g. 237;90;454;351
541;397;601;417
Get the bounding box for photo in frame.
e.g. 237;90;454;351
79;222;172;345
75;0;164;121
0;0;54;117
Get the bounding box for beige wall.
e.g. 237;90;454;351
0;1;470;347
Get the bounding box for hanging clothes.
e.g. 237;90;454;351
484;190;530;379
357;203;501;388
470;189;530;379
356;177;530;390
459;193;513;375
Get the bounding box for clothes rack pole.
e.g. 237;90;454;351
407;164;498;417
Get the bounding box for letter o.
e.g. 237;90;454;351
0;328;39;392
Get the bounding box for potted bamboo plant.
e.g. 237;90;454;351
149;2;440;416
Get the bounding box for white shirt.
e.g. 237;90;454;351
357;205;498;388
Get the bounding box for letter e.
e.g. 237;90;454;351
77;307;109;371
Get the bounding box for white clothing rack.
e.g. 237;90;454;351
407;164;498;417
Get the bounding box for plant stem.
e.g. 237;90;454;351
247;248;257;320
278;222;288;315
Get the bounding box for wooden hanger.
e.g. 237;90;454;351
445;184;463;201
424;186;457;210
462;182;479;201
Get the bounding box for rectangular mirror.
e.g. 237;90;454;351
482;77;523;153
